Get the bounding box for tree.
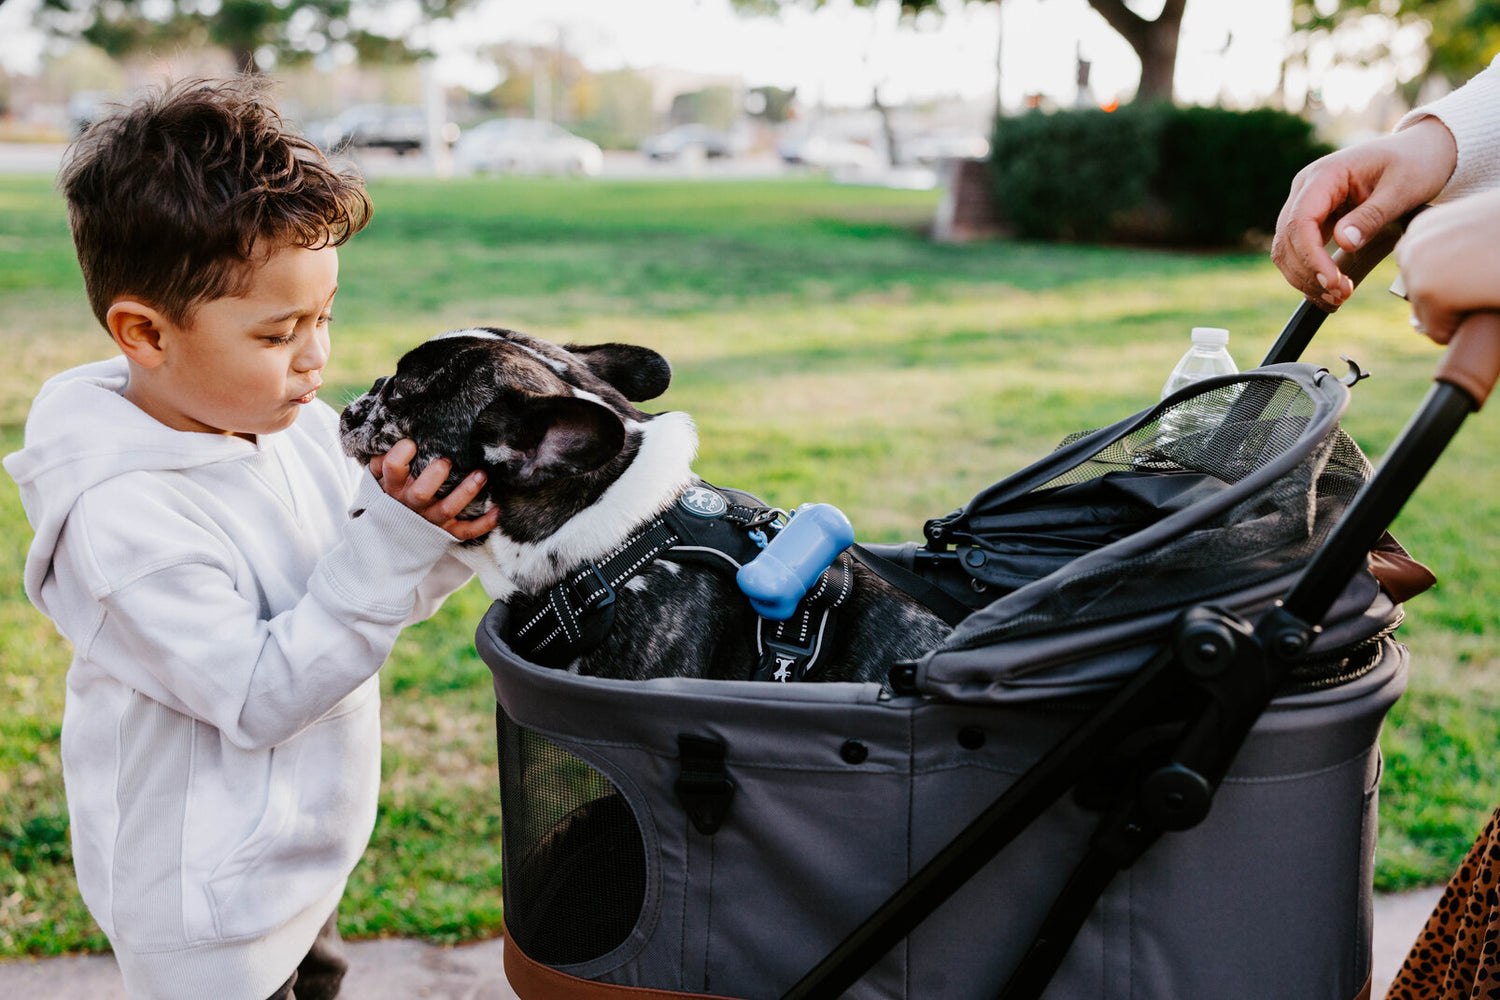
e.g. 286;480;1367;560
729;0;1190;106
1082;0;1186;103
35;0;474;76
1289;0;1500;101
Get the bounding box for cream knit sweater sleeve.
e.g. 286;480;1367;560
1398;55;1500;201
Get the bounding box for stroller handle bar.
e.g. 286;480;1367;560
1436;312;1500;410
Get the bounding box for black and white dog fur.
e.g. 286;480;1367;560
339;327;951;683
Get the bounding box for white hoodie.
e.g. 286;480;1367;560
3;357;472;1000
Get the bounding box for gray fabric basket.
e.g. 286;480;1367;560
477;361;1410;1000
479;597;1403;1000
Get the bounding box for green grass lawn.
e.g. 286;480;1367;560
2;172;1498;955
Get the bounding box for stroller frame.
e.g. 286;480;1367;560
787;223;1500;1000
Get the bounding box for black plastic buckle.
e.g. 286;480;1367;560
675;734;735;835
568;563;616;612
754;635;816;683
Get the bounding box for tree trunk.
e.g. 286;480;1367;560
1085;0;1187;104
872;84;899;167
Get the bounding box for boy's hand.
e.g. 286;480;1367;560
370;439;500;541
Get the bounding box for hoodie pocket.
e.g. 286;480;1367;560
203;683;381;941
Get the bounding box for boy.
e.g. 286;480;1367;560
2;77;497;999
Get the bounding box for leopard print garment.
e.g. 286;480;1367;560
1387;804;1500;1000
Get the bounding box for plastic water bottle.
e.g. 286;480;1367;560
1158;327;1238;447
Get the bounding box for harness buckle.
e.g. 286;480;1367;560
569;563;616;612
754;633;818;683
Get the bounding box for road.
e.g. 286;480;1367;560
0;141;802;179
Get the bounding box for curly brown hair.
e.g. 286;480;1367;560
59;76;372;330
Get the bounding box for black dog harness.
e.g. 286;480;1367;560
505;483;855;681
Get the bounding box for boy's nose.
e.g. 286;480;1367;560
293;327;331;372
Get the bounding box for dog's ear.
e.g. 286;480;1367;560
565;343;672;402
470;389;626;487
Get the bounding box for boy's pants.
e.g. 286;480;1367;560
263;910;347;1000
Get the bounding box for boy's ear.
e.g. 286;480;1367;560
106;299;169;368
469;389;626;488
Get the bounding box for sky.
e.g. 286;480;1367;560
0;0;1389;115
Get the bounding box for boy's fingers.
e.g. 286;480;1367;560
380;460;407;493
445;506;500;541
376;440;417;490
386;439;416;467
429;470;487;522
445;469;486;507
409;456;452;504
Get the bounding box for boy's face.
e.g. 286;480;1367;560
125;245;340;439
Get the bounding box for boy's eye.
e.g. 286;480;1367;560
264;333;295;346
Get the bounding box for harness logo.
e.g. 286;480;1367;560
773;654;796;682
678;486;728;519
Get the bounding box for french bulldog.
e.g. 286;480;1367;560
338;327;951;683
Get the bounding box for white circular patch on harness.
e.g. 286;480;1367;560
678;486;728;518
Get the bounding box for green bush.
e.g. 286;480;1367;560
1157;106;1335;245
989;105;1161;242
989;103;1333;246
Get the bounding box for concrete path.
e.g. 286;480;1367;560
0;887;1447;999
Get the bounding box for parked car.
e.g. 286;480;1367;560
309;105;429;155
452;118;604;176
776;132;881;172
640;123;742;160
899;130;991;165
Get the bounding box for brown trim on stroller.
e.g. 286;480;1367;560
503;924;737;1000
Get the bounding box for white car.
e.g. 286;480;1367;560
453;118;604;176
899;130;991;165
776;133;881;172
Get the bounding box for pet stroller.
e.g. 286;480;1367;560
476;226;1500;1000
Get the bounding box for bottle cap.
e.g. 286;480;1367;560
1190;327;1230;347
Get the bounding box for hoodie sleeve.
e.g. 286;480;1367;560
333;435;475;626
59;473;471;751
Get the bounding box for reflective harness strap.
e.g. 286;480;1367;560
505;484;849;679
752;551;855;682
508;517;681;664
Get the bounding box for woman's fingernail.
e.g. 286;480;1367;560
1322;292;1341;306
1343;225;1363;248
1315;273;1329;289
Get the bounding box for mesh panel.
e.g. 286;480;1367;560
1039;378;1319;490
497;707;646;966
951;373;1371;649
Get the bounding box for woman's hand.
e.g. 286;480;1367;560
370;439;500;541
1272;117;1457;310
1395;188;1500;345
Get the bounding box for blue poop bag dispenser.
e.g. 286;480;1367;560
736;504;855;620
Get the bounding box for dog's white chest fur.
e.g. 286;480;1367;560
458;410;699;600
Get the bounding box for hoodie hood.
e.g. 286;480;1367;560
4;357;259;613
